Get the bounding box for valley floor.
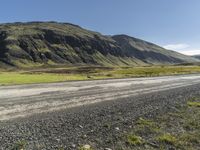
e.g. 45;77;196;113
1;65;200;85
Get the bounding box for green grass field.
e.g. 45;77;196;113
1;65;200;85
0;72;89;85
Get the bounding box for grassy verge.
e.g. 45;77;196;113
1;65;200;85
115;97;200;150
0;72;89;85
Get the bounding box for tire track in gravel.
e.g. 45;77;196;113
1;74;200;121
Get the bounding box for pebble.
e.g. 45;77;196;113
83;144;91;149
71;144;76;148
83;134;87;138
115;127;120;131
105;148;112;150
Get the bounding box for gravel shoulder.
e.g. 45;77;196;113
0;83;200;149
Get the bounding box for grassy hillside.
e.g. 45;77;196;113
0;22;198;68
193;55;200;60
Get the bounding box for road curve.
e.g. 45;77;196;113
1;74;200;121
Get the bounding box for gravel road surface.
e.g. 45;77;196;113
0;74;200;149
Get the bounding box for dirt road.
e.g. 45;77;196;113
1;74;200;149
1;74;200;121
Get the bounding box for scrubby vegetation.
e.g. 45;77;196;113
12;140;26;150
127;135;143;146
117;97;200;149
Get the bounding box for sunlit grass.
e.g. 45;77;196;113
0;72;88;85
1;65;200;85
127;134;143;146
187;101;200;107
156;133;177;145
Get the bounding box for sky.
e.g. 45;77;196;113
0;0;200;55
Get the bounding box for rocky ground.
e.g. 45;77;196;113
0;83;200;150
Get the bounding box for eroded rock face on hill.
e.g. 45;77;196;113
0;22;197;68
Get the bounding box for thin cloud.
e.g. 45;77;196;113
180;49;200;56
163;44;190;50
163;43;200;55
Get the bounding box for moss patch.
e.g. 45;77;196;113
127;135;143;146
156;133;177;145
188;101;200;107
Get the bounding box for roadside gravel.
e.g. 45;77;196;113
0;84;200;149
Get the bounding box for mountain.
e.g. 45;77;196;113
0;22;198;68
192;55;200;60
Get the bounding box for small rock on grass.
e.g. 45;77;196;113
105;148;112;150
71;144;76;148
83;144;91;149
115;127;120;131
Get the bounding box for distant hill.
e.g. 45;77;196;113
192;55;200;60
0;22;198;68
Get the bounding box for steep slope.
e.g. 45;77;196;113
0;22;197;68
112;35;197;64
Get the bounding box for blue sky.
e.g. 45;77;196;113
1;0;200;55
